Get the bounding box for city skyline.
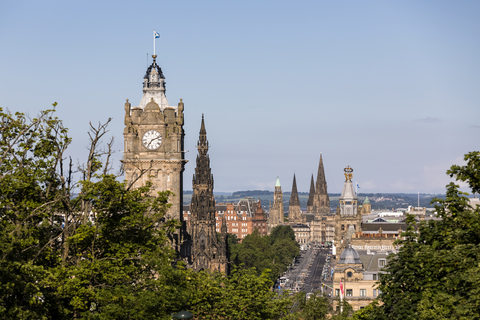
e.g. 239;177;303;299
1;1;479;194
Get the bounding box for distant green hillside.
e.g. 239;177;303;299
183;190;446;211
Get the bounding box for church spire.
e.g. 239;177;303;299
315;153;328;195
197;114;209;156
192;115;213;197
307;173;315;209
289;174;300;206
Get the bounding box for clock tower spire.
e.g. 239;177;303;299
122;53;187;255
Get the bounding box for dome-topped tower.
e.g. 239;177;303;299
339;166;358;216
137;55;172;111
338;245;362;265
122;51;187;257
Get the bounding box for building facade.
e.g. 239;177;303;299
184;198;268;242
332;246;387;311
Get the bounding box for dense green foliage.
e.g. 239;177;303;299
284;293;352;320
359;151;480;319
0;107;303;319
229;225;300;281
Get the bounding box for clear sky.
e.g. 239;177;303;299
1;0;479;194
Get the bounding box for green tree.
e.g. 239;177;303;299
375;151;480;319
0;107;180;319
230;226;300;281
186;267;292;320
285;292;331;320
0;106;299;319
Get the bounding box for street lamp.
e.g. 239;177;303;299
172;310;193;319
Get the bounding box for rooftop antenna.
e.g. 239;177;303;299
418;192;420;207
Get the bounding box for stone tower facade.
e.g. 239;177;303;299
312;154;330;217
268;177;284;232
334;166;362;258
189;116;227;272
122;55;187;251
288;174;303;223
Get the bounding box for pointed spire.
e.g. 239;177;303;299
315;153;327;195
275;176;281;187
197;114;209;155
193;115;212;188
307;173;315;207
289;174;300;206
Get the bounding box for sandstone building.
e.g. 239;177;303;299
122;54;187;254
268;177;284;232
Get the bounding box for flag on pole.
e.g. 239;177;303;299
340;279;344;295
154;30;160;39
357;183;360;189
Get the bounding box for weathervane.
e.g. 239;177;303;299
344;166;353;181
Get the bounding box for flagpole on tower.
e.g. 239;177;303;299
153;30;160;57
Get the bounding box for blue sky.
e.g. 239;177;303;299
1;0;479;194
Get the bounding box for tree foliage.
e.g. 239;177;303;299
229;225;300;281
0;106;300;319
368;151;480;319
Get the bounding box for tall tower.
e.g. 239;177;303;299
313;154;330;217
122;55;187;249
189;116;227;272
268;177;284;232
307;174;315;213
334;166;362;258
288;174;302;223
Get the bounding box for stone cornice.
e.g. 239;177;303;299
121;159;188;164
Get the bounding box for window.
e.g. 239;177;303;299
335;289;340;296
341;224;345;231
346;271;353;278
234;216;236;220
373;274;377;280
346;289;352;297
373;289;377;297
360;289;366;297
379;259;386;267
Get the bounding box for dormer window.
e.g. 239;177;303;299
379;259;386;267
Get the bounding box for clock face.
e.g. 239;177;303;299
142;130;162;150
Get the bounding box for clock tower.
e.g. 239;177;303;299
122;55;187;247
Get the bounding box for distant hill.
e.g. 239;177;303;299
183;190;446;211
